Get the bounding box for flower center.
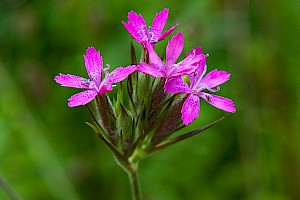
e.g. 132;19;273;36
148;26;158;43
81;78;100;92
137;25;148;41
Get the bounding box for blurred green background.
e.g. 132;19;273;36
0;0;299;199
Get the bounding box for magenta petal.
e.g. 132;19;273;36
150;8;169;42
54;74;90;89
169;46;206;78
186;46;204;57
178;47;206;68
84;47;103;84
158;24;178;41
109;65;137;83
200;93;236;113
122;21;146;43
166;32;184;67
138;62;165;78
145;43;165;69
122;21;141;42
67;90;97;107
181;94;200;125
123;11;148;43
200;69;231;89
189;57;207;88
165;77;190;94
98;84;113;95
168;62;197;78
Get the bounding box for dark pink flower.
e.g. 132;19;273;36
165;59;236;125
122;8;177;47
138;32;206;80
55;47;136;107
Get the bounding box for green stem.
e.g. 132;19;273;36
126;163;142;200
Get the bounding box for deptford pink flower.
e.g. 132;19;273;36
165;58;236;125
55;47;136;107
122;8;178;47
138;32;206;81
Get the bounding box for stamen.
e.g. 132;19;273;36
88;81;97;90
138;25;148;41
81;78;91;87
149;26;157;43
191;89;198;94
207;86;220;92
89;72;97;80
103;64;110;78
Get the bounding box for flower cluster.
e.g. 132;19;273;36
55;8;236;200
55;8;235;125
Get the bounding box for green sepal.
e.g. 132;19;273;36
136;73;152;106
130;42;137;65
145;78;167;131
117;103;135;154
94;95;117;145
114;81;123;117
150;95;187;146
127;72;137;112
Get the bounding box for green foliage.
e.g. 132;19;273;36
0;0;299;199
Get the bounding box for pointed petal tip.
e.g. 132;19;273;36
169;32;184;47
175;32;183;39
158;24;178;41
182;119;192;126
86;46;97;53
227;101;236;113
168;32;183;43
230;107;236;113
67;102;77;107
127;10;143;19
54;73;65;84
54;74;61;81
158;8;169;15
128;10;137;16
84;46;101;59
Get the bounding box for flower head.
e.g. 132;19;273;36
138;32;206;81
122;8;177;47
55;47;136;107
165;59;236;125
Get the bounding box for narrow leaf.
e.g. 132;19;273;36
149;114;229;154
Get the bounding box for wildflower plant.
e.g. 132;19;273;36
55;8;236;200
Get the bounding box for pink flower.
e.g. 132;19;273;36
55;47;136;107
138;32;206;80
122;8;178;47
165;58;236;125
